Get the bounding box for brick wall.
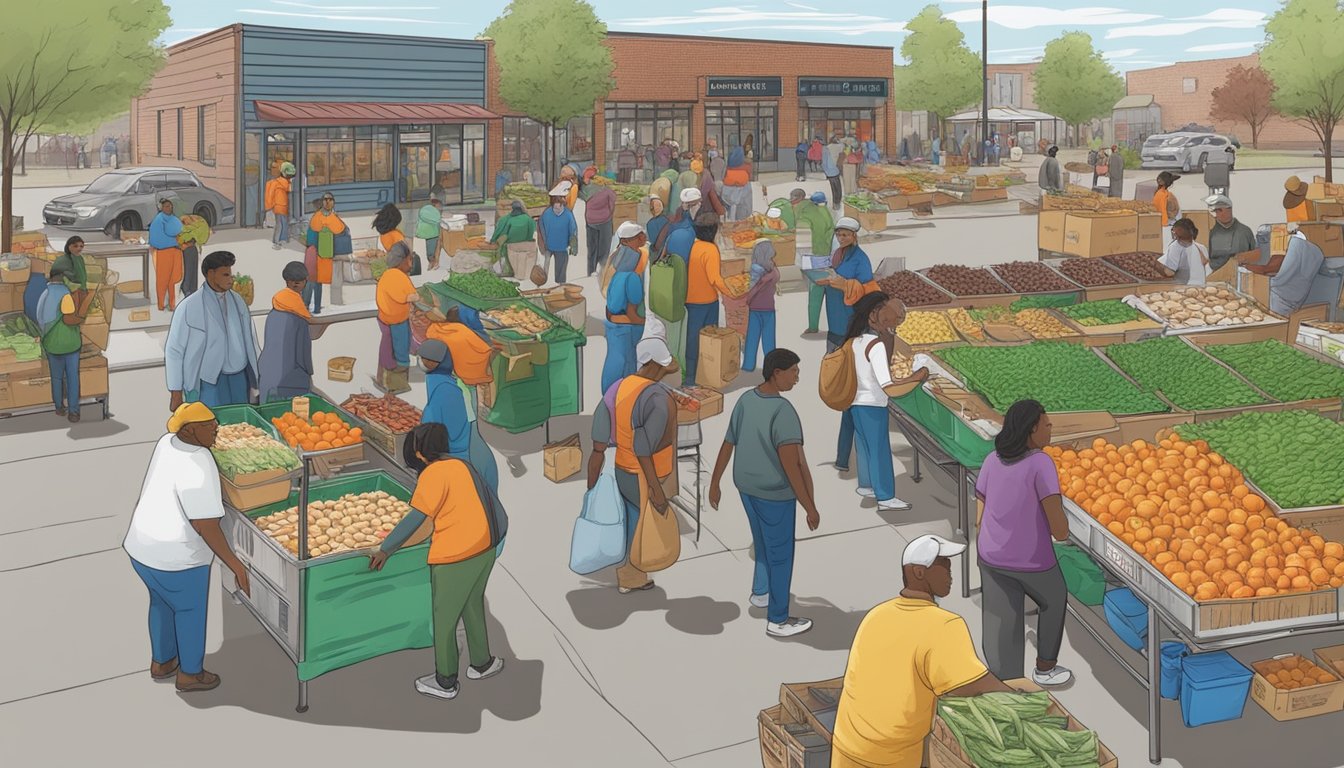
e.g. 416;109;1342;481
986;63;1039;110
486;33;895;182
1126;54;1321;149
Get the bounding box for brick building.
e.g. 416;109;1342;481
1125;54;1321;149
487;32;896;183
986;64;1041;111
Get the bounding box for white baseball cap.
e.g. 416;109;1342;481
766;207;783;219
616;221;645;239
680;188;702;203
902;534;967;567
548;181;572;196
834;216;862;233
636;336;673;366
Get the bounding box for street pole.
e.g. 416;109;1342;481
981;0;989;166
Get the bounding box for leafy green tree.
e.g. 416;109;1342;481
1034;33;1125;148
0;2;170;251
484;0;614;187
1260;0;1344;181
1210;64;1277;150
893;5;982;146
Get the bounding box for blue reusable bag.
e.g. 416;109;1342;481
569;448;628;575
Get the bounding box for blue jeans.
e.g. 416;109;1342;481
193;369;249;407
379;319;411;370
683;300;719;384
742;493;797;624
851;405;895;501
601;320;642;395
47;351;80;415
742;310;776;372
130;559;211;675
303;281;323;314
272;214;289;245
836;408;869;489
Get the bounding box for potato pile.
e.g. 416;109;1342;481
1013;308;1078;339
1057;258;1131;287
1255;656;1338;690
253;491;411;558
924;265;1007;297
992;261;1076;293
876;271;951;307
1139;286;1267;329
216;423;272;450
946;307;984;341
483;305;552;335
897;311;959;345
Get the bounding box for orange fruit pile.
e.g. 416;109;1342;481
1254;656;1338;690
1044;434;1344;602
271;410;363;452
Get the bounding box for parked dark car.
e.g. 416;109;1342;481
43;167;236;236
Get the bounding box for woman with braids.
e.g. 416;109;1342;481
974;399;1073;687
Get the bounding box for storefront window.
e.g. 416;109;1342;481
799;109;875;146
434;125;463;205
566;116;593;162
266;131;296;179
604;103;691;155
399;125;432;203
306;127;392;186
501;116;546;186
705;101;777;162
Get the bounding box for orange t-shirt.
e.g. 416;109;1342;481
376;268;416;324
686;239;730;304
411;458;492;565
1287;201;1310;223
380;229;406;252
1153;188;1172;226
426;322;494;385
309;210;346;234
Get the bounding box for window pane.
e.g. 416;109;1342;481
464;124;484;140
355;139;372;182
307;143;329;186
567;116;593;161
355;126;371;139
372;134;393;181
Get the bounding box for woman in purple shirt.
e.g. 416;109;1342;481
976;399;1073;686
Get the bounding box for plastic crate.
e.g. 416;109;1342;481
1103;587;1148;651
1180;651;1253;727
253;393;367;466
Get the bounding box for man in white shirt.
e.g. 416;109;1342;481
123;402;251;693
1158;217;1211;286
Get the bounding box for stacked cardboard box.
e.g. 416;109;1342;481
758;678;841;768
1039;210;1159;257
0;351;108;412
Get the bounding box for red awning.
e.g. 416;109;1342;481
254;100;499;126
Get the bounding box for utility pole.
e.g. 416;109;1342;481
981;0;989;166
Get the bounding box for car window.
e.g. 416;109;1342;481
1209;138;1226;147
166;173;199;189
135;174;169;195
83;174;136;194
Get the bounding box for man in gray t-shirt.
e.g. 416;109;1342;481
709;348;821;638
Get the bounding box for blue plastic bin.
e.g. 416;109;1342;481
1103;587;1149;651
1180;651;1253;727
1160;641;1189;700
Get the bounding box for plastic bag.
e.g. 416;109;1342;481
569;448;628;575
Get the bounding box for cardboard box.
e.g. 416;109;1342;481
1183;209;1213;251
721;257;747;277
0;350;42;377
0;283;21;313
1062;212;1138;257
1271;224;1290;256
1299;222;1344;258
779;678;843;744
5;372;54;410
80;316;109;351
1249;653;1344;721
129;308;150;322
80;354;109;397
695;326;741;389
1038;210;1068;254
1308;181;1344;201
1137;212;1162;253
675;385;724;424
542;434;582;483
1312;200;1344;220
758;705;788;768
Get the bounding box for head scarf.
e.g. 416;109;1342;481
727;146;746;168
749;240;775;287
511;199;525;213
690;159;704;175
168;402;214;433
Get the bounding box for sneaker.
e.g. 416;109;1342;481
1032;665;1073;687
749;592;770;609
271;243;282;250
54;407;66;417
767;617;813;638
618;581;655;594
466;656;504;681
878;497;913;511
414;673;460;700
856;487;875;498
68;412;80;423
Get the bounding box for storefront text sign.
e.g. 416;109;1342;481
707;77;783;97
797;78;889;98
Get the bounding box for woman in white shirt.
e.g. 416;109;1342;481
122;402;251;693
843;292;929;512
1158;218;1211;286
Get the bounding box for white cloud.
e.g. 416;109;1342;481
946;6;1160;30
238;8;460;23
1186;41;1260;53
784;1;819;9
1103;48;1143;59
1106;9;1266;39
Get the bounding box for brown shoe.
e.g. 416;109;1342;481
618;581;655;594
175;670;221;692
150;658;180;680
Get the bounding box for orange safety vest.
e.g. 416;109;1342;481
613;376;675;477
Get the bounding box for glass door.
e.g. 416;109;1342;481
462;124;484;203
264;130;297;224
243;132;262;226
433;126;462;205
398;126;432;203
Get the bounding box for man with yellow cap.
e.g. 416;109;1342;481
1284;176;1311;223
122;403;251;693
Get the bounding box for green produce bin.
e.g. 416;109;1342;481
1054;542;1107;605
889;387;993;469
212;403;283;440
242;471;431;682
252;393;364;428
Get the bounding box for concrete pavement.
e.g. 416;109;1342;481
5;165;1344;767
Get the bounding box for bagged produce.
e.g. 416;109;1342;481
231;274;253;306
649;255;687;321
570;449;627;574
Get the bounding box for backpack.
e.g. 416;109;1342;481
1087;149;1098;167
818;338;880;411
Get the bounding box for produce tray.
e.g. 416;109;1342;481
221;469;297;512
1249;476;1344;551
1171;336;1342;422
1051;310;1164;346
914;268;1019;309
361;417;406;458
1041;258;1140;302
985;264;1083;302
252;394;368;468
1062;496;1342;640
1125;282;1289;340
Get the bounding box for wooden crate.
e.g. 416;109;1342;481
842;203;889;233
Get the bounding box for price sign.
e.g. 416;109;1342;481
1104;538;1141;584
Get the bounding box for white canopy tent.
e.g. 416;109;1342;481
946;106;1064;154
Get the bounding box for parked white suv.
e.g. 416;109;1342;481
1142;133;1236;171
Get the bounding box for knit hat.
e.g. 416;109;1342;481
418;338;449;364
167;402;215;433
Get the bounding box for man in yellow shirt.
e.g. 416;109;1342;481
683;211;732;386
375;241;420;394
832;535;1010;768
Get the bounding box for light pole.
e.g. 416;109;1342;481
981;0;989;166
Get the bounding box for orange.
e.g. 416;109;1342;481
1170;572;1191;590
1312;567;1331;586
322;431;337;442
1232;586;1256;599
1205;558;1226;574
1243;495;1266;514
1195;583;1220;601
1325;543;1344;560
1257;587;1279;597
315;440;333;450
349;427;363;439
1206;507;1228;525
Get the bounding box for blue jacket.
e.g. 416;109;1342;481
666;226;696;261
538;207;577;253
149;212;183;250
422;368;472;456
164;287;259;394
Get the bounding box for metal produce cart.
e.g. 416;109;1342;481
674;421;704;542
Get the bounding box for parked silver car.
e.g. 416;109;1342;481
43;167;236;236
1141;133;1237;171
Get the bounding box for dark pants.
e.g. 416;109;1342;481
683;300;719;385
130;559;211;675
303;281;323;314
742;493;797;624
979;561;1069;679
545;249;569;284
795;155;807;179
586;221;613;276
181;245;199;298
827;175;843;209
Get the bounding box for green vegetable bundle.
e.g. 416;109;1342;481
938;342;1167;414
212;442;301;480
446;269;520;299
232;274;253;287
614;184;648;202
370;257;388;280
1010;294;1079;312
939;692;1100;768
1057;300;1143;326
1105;336;1267;411
969;305;1013;323
501;182;550;208
1206;340;1344;403
843;192;890;212
1177;411;1344;509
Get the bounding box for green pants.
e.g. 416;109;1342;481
807;284;824;332
430;548;496;678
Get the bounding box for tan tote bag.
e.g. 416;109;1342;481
629;394;681;572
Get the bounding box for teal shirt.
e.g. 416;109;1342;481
724;388;805;501
415;204;441;239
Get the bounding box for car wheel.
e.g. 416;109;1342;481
105;212;142;239
192;203;216;227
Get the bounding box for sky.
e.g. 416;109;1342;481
161;0;1280;72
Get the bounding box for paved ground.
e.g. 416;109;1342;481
5;163;1344;767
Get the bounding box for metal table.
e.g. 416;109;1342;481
887;402;977;598
82;242;150;300
673;421;703;542
0;392;110;421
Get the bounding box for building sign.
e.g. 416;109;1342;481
707;77;783;97
797;78;889;98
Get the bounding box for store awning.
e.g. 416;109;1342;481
253;100;499;126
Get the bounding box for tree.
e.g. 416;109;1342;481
0;2;170;251
484;0;614;188
1033;33;1125;147
1210;65;1277;149
1261;0;1344;182
892;6;982;145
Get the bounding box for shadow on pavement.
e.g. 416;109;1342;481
186;600;542;732
0;414;129;440
565;584;741;635
745;594;868;652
